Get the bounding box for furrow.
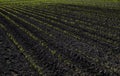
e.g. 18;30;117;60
0;8;93;76
6;6;119;48
0;23;44;76
0;6;119;75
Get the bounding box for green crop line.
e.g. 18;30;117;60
8;6;120;73
0;9;95;75
0;0;119;75
1;6;81;41
0;7;88;75
7;4;120;47
0;6;100;73
1;6;120;73
4;6;118;52
5;6;82;41
22;5;119;35
8;6;119;48
16;5;119;41
0;23;44;76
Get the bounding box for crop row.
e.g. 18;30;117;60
2;6;120;75
5;6;119;49
0;23;45;76
19;5;120;35
5;4;120;31
23;6;119;40
0;7;100;76
0;4;119;75
2;5;120;64
0;6;109;61
0;8;102;75
0;7;95;76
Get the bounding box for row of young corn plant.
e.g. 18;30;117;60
27;4;117;32
0;6;114;75
2;5;107;58
0;23;45;76
0;9;73;74
39;5;120;40
0;7;94;76
1;6;120;75
3;3;120;22
3;1;120;68
12;5;119;56
21;5;119;41
11;5;120;74
1;4;120;75
0;7;100;76
9;6;119;49
15;3;120;28
3;4;119;58
0;24;43;76
29;5;120;35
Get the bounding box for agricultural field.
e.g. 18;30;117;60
0;0;120;76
